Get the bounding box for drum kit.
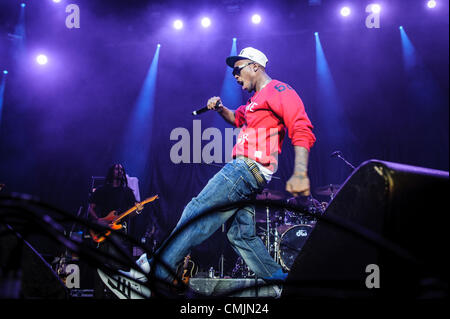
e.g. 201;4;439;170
252;185;338;272
232;152;349;274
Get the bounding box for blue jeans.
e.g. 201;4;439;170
149;158;282;282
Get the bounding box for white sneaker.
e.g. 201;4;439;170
97;269;151;299
118;253;151;282
97;254;152;299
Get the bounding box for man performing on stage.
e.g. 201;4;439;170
99;47;316;299
88;163;140;298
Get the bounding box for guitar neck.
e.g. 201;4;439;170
114;195;158;224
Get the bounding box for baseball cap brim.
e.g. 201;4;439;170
226;56;250;68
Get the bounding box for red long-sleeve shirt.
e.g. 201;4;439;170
232;80;316;172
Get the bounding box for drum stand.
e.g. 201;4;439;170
263;205;282;263
273;227;279;264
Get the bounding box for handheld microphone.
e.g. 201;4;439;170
192;100;220;116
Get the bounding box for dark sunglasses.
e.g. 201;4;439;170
232;61;254;76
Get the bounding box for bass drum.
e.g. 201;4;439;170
278;224;314;271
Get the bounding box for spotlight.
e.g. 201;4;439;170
201;17;211;28
340;6;351;17
399;26;403;29
427;0;437;8
233;37;237;42
36;54;48;65
251;14;261;24
173;19;183;30
157;44;161;48
370;4;381;13
3;70;8;75
53;0;62;3
21;3;26;8
314;32;319;36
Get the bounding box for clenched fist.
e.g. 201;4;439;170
286;174;311;197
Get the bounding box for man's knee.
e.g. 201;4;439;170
227;225;256;244
227;226;240;243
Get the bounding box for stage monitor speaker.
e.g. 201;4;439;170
283;159;449;299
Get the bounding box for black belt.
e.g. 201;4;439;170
241;157;266;186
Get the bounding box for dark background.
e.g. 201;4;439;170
0;0;448;274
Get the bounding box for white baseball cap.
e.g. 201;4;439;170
226;47;268;68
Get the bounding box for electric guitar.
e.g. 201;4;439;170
174;254;198;286
90;195;158;243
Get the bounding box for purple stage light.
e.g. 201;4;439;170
53;0;62;3
340;7;351;17
201;17;211;28
370;4;381;13
36;54;48;65
251;14;262;24
427;0;437;8
173;19;183;30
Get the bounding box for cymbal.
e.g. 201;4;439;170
256;189;285;201
315;184;340;196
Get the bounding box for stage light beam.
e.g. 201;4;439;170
36;54;48;65
399;25;444;123
12;0;26;66
314;32;352;185
173;19;183;30
399;26;418;71
427;1;437;8
340;7;351;17
1;71;7;124
201;17;211;28
118;44;160;180
370;4;381;13
251;14;262;24
217;38;243;150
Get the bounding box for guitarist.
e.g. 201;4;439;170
88;163;141;298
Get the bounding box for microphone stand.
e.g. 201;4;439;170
219;224;225;278
332;151;356;170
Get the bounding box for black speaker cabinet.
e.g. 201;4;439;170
0;228;69;299
283;159;449;299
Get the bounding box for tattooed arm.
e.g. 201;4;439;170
286;146;311;196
